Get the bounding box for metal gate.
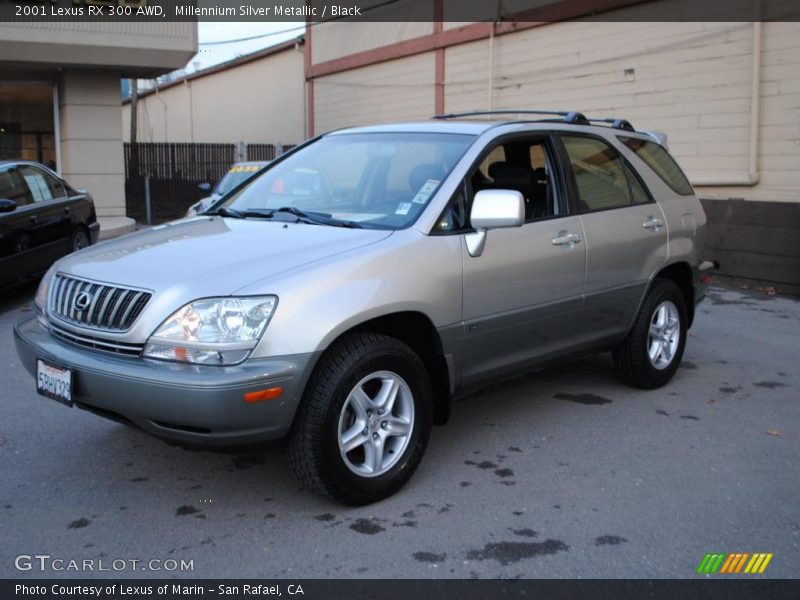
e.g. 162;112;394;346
124;142;296;223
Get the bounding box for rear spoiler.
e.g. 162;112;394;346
639;130;669;150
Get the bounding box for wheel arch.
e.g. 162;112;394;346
303;310;452;427
651;261;695;327
69;224;92;250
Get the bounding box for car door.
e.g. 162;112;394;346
558;134;668;342
0;164;37;286
456;134;587;386
17;164;73;266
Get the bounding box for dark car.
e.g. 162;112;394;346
0;160;99;288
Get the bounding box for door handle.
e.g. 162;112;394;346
64;206;71;214
552;231;582;247
29;215;38;223
642;216;664;231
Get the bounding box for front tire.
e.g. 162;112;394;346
289;333;432;505
613;278;687;389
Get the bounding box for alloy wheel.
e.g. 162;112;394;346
647;300;680;370
337;370;415;478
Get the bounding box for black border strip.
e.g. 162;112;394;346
1;0;799;23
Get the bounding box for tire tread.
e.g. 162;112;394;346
289;332;428;504
613;278;686;389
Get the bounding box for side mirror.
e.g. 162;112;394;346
465;189;525;257
198;182;212;193
0;198;17;213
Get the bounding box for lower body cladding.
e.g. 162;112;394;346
13;317;316;446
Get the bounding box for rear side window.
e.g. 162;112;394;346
561;136;631;211
18;165;58;203
618;136;693;195
623;162;652;205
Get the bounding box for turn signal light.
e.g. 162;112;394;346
243;387;283;403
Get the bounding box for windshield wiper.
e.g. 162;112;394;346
264;206;362;228
268;206;331;220
209;207;274;220
209;207;245;219
212;206;361;228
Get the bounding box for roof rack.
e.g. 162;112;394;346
433;110;591;126
586;117;636;132
432;110;636;132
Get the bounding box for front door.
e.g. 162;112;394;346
0;164;36;286
458;134;587;385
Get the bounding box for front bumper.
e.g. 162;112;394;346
14;316;316;446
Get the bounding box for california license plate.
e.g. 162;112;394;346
36;359;73;406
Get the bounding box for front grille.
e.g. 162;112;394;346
49;274;151;332
49;323;144;357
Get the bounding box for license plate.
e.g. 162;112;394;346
36;359;73;406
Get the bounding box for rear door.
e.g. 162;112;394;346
558;134;668;342
17;164;73;264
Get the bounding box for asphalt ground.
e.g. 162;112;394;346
1;280;798;579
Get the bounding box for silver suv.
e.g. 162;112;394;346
14;111;713;505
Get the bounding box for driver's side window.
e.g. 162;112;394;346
435;136;560;233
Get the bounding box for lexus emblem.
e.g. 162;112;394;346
73;291;93;312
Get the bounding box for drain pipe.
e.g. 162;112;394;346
154;84;168;142
487;22;495;112
693;21;761;187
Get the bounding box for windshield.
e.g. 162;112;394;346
214;165;266;196
222;132;475;229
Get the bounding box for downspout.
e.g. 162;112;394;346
487;22;495;112
185;79;194;143
52;81;62;174
692;20;761;187
296;37;307;142
155;84;168;142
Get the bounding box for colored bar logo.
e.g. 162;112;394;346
697;553;773;574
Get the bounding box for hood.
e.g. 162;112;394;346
58;216;392;295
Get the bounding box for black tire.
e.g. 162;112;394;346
70;227;90;252
289;332;432;505
613;278;687;389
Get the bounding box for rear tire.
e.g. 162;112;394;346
70;227;90;252
289;332;432;505
613;278;687;389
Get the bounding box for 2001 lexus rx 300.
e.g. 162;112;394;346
15;111;713;505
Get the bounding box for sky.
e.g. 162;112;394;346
189;22;306;72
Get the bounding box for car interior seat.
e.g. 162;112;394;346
487;162;543;220
533;167;553;217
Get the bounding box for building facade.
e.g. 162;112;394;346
121;39;306;146
0;19;196;236
305;2;800;284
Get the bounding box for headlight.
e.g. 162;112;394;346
35;265;57;312
143;296;277;365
